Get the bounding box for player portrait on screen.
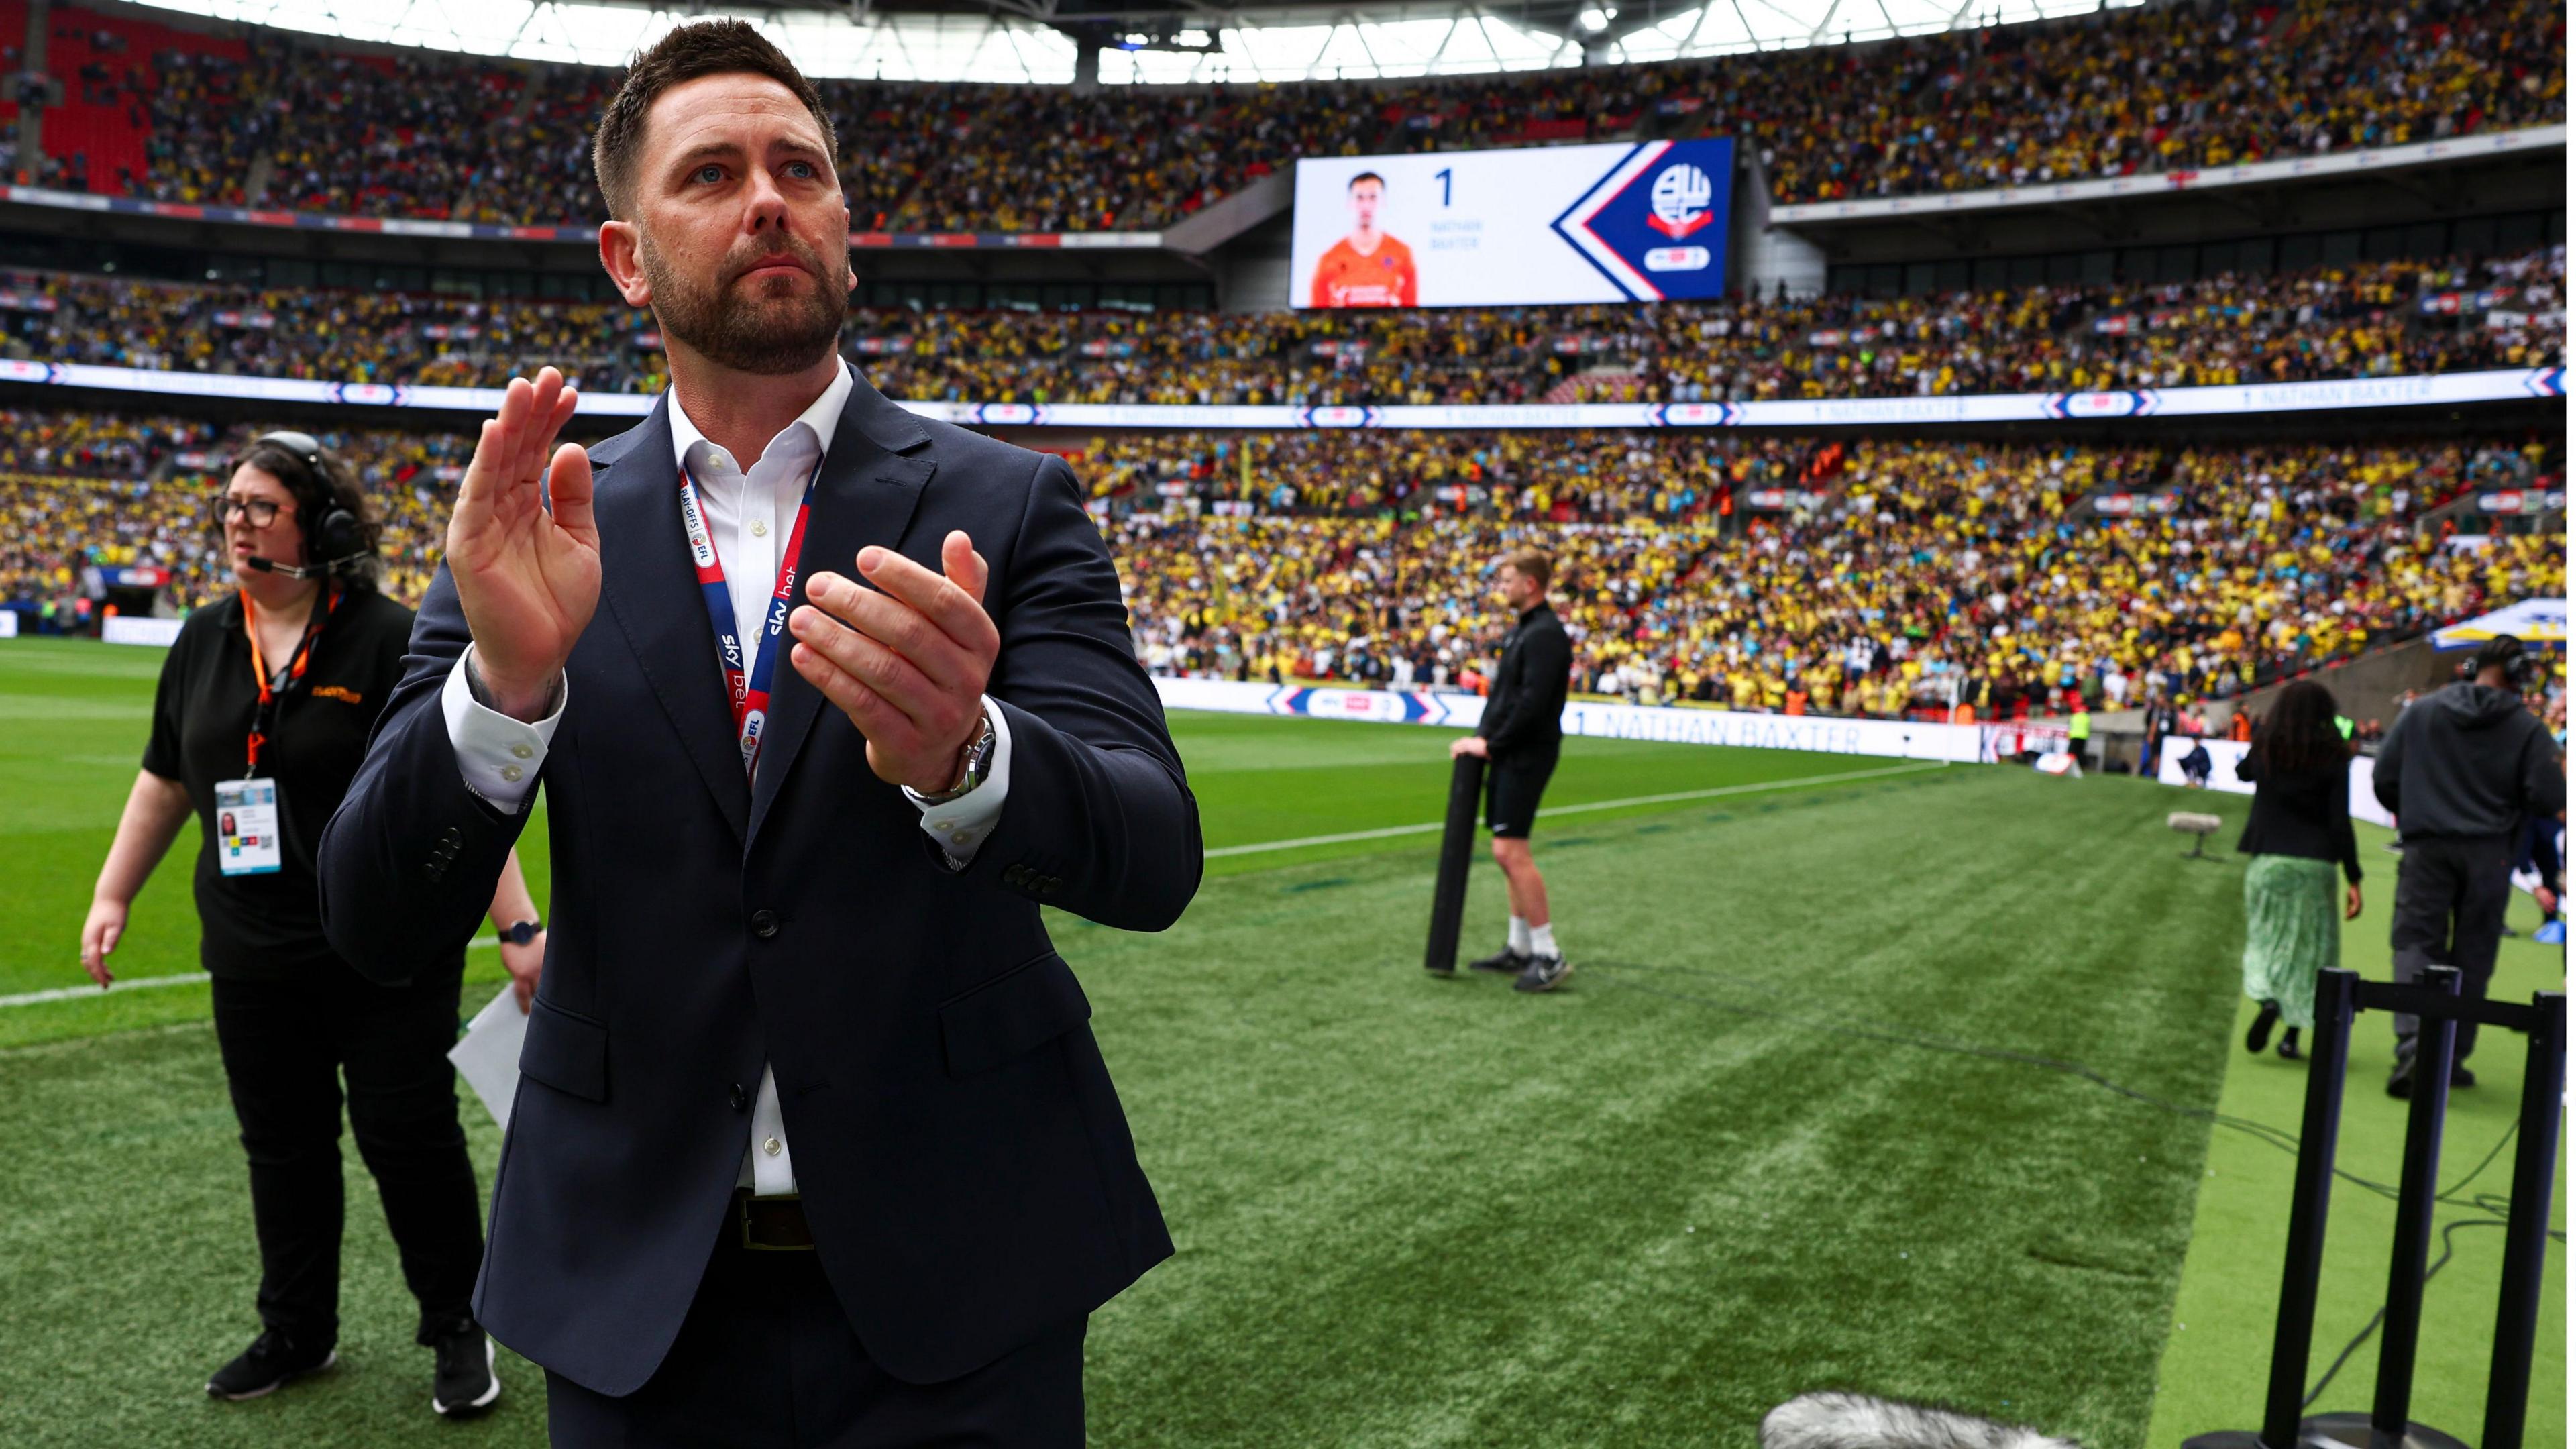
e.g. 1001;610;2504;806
1308;171;1418;308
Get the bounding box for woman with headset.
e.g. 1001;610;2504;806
78;431;545;1419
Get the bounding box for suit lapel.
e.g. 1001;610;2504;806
593;401;753;843
747;382;936;847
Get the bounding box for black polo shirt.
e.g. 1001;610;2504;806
141;588;441;980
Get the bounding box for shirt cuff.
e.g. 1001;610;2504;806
905;696;1012;868
443;645;566;814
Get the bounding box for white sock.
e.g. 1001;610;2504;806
1508;916;1532;953
1529;922;1558;958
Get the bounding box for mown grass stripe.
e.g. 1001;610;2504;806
1202;760;1945;858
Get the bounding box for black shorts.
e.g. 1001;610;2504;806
1485;749;1558;839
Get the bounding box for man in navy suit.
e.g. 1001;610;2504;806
317;19;1201;1445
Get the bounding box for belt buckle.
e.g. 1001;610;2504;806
737;1191;810;1252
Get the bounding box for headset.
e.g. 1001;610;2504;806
2471;633;2534;690
237;430;368;579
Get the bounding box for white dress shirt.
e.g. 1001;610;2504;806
442;358;1014;1195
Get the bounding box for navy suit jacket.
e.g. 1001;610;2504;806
318;375;1199;1393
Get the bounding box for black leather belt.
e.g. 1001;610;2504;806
731;1189;814;1252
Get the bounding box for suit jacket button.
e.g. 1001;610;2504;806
751;910;780;939
729;1083;749;1112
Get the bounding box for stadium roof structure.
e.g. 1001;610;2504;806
126;0;2139;83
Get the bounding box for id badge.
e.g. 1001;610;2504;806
214;777;284;877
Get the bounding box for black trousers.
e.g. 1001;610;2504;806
2388;833;2516;1063
545;1226;1086;1448
208;966;483;1347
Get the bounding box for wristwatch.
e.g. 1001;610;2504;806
502;919;541;947
912;708;998;806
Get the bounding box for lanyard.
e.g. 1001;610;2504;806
241;586;337;774
679;456;822;777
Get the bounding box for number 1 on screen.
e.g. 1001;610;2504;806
1436;168;1451;206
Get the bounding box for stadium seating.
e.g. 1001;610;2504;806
4;411;2557;723
1099;432;2563;712
0;248;2555;405
34;0;2559;227
0;411;470;614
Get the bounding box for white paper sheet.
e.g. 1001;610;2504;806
449;984;529;1132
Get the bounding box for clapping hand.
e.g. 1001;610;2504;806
447;368;600;721
788;532;999;794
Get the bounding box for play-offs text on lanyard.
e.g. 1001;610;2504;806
679;456;824;778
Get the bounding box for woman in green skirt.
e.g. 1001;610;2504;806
2235;679;2365;1059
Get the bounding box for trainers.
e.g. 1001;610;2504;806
2450;1063;2476;1089
1513;953;1573;994
2245;1000;2280;1054
430;1321;500;1418
206;1328;336;1401
1468;947;1532;976
2387;1049;2416;1099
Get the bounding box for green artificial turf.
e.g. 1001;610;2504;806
0;635;2561;1446
2145;820;2567;1446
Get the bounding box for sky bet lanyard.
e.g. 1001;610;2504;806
241;586;338;773
679;455;823;777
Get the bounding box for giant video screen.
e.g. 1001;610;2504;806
1289;139;1733;309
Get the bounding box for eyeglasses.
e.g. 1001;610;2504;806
213;496;290;527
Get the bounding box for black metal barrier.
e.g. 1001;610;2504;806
2184;967;2566;1449
1423;753;1486;975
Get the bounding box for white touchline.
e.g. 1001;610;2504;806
9;764;1945;1003
1;936;506;1009
1201;760;1947;858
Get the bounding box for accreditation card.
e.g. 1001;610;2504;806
213;777;284;876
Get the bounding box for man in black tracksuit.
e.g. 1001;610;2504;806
1452;547;1574;993
2371;635;2565;1097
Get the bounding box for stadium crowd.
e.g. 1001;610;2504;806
78;0;2563;229
1097;432;2564;716
7;407;2553;727
856;250;2564;405
0;246;2553;405
0;411;469;621
0;270;669;394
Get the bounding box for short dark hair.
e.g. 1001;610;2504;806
1348;171;1385;191
230;433;384;590
2474;634;2531;686
592;19;840;221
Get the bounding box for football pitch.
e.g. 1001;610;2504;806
0;635;2561;1447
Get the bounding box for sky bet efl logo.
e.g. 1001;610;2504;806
1551;139;1733;302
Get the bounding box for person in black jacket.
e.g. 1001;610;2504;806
2235;680;2364;1062
1452;547;1574;993
77;431;547;1415
317;25;1200;1442
2371;635;2567;1097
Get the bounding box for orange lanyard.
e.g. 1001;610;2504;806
242;587;335;774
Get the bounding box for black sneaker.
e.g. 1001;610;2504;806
2387;1050;2415;1099
1513;953;1573;994
206;1328;336;1401
2245;1000;2280;1054
430;1321;500;1418
2276;1028;2302;1061
2451;1063;2476;1089
1468;947;1532;975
